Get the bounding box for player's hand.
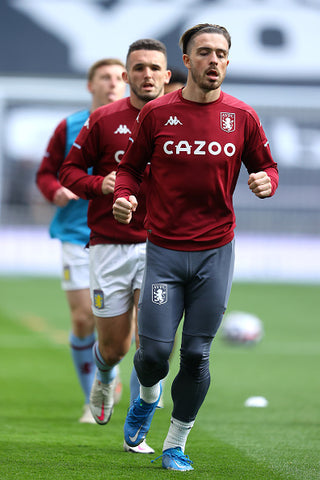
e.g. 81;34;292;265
53;186;79;207
113;196;138;224
248;171;272;198
102;171;116;194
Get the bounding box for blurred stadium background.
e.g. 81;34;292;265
0;0;319;283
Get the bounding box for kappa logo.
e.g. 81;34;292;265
220;112;235;133
152;283;168;305
165;115;183;126
84;118;90;129
114;124;131;134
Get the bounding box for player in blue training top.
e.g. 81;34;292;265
36;58;126;425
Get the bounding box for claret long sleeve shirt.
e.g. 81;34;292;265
114;89;279;251
60;98;148;246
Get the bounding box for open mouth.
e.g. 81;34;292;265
206;68;218;79
142;82;154;90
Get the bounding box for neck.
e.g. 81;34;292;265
182;84;221;104
90;100;105;113
129;88;164;110
129;96;147;110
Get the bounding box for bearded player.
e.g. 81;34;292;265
113;24;278;471
60;39;171;453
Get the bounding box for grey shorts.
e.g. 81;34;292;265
138;239;235;342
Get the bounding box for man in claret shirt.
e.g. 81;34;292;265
113;23;279;471
36;58;126;425
60;39;171;454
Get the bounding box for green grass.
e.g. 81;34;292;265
0;277;319;479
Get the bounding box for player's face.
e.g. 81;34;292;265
88;64;126;107
184;33;229;93
125;50;170;105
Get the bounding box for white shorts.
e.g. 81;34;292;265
61;242;90;291
89;243;146;317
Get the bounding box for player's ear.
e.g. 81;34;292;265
87;80;93;94
165;69;172;85
122;70;129;85
182;54;190;69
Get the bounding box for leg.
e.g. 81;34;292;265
61;243;96;422
89;309;134;425
134;241;186;385
158;335;212;471
89;243;138;383
122;289;155;454
171;240;234;421
66;288;95;338
67;288;96;408
124;241;185;447
94;309;134;368
161;241;235;468
89;243;146;426
129;289;141;405
171;334;212;422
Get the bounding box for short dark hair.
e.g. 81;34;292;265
179;23;231;55
126;38;167;67
87;58;125;81
168;67;187;85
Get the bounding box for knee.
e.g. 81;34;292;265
71;308;95;337
139;336;172;364
134;337;172;385
180;346;210;381
99;342;128;366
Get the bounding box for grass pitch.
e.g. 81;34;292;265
0;277;319;479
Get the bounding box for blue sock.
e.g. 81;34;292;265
130;365;140;406
69;332;96;404
92;341;117;384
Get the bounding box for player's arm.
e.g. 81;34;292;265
36;120;78;206
113;157;146;224
60;118;109;200
52;186;79;207
243;113;279;198
113;111;151;222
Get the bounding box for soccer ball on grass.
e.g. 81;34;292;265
220;311;264;345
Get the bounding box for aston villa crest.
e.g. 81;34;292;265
93;289;104;309
152;283;168;305
220;112;235;133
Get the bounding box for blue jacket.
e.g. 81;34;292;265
49;109;91;245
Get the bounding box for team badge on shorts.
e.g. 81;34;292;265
152;283;167;305
63;265;71;282
94;289;104;309
220;112;235;133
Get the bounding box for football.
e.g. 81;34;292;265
220;310;264;345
